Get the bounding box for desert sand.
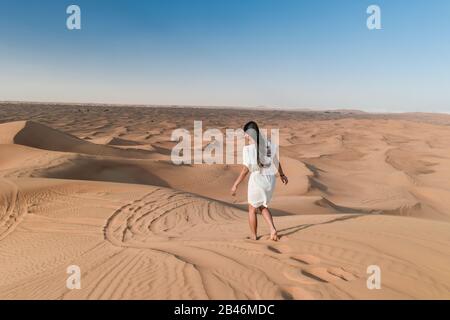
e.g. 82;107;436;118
0;102;449;299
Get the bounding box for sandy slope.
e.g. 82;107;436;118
1;178;449;299
0;103;450;299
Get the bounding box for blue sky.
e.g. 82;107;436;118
0;0;449;112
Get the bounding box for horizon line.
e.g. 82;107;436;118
2;100;447;115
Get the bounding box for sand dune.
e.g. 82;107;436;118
0;103;450;299
0;121;153;159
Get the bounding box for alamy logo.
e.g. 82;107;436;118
366;265;381;289
367;5;382;30
66;265;81;290
171;121;279;169
66;5;81;30
64;5;381;32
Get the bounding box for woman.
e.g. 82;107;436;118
231;121;288;241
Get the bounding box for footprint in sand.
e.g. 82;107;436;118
301;267;342;283
282;286;315;300
266;245;283;254
266;244;291;254
264;244;358;285
283;268;317;285
327;266;358;281
301;266;357;283
290;254;321;265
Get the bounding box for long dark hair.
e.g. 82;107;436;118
243;121;270;168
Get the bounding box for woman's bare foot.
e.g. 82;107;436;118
270;230;279;241
250;234;258;240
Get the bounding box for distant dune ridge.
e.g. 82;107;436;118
0;102;449;299
0;120;153;159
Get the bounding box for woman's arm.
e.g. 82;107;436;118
231;166;249;196
278;161;288;185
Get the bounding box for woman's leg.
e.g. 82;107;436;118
248;205;258;240
260;207;279;241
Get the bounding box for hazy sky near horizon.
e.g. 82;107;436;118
1;0;449;112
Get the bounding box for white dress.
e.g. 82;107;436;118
242;142;278;208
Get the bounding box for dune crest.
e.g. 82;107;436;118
0;121;152;159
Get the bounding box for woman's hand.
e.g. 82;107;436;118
231;166;249;196
280;174;289;185
278;162;288;185
231;184;238;196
